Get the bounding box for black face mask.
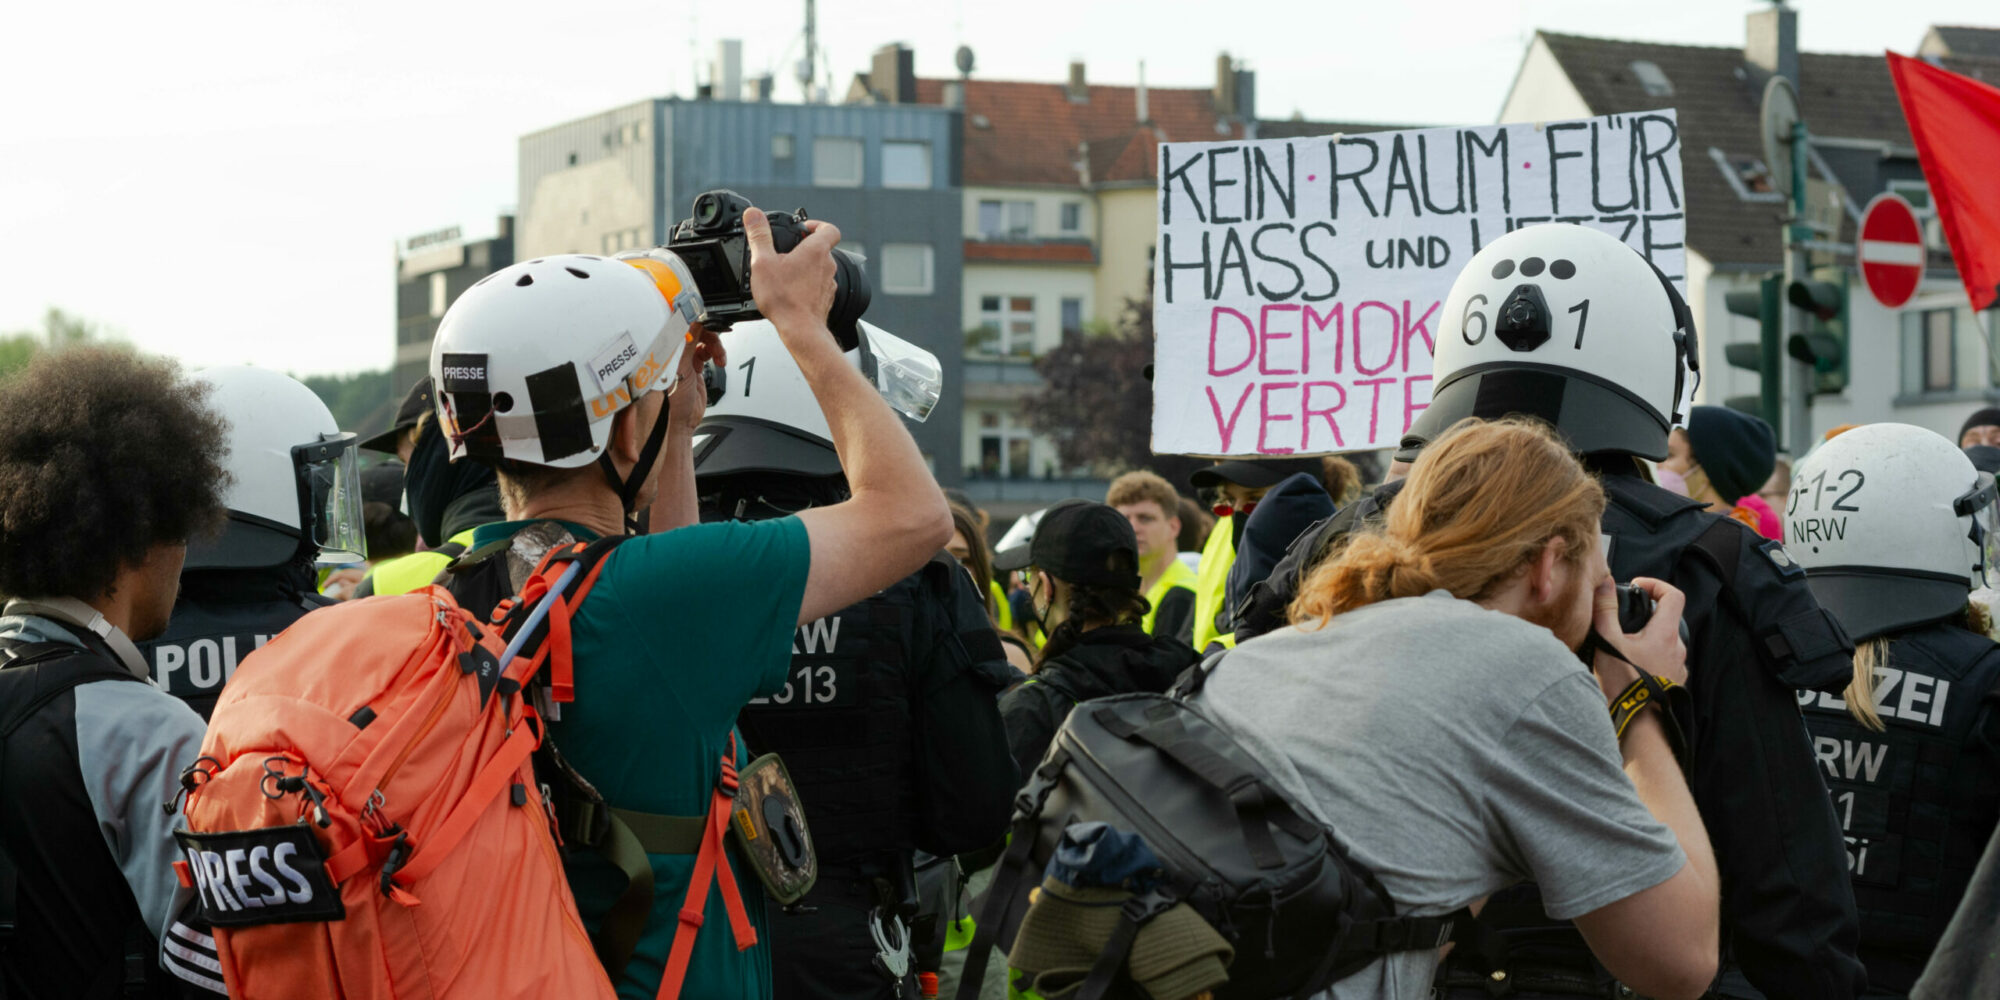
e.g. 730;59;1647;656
403;418;500;549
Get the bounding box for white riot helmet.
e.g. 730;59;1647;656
1402;223;1697;461
1789;423;1999;641
429;253;701;509
692;319;941;480
186;366;365;570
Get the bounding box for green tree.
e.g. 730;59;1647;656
297;369;394;435
0;308;121;378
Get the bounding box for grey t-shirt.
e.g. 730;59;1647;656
1195;592;1686;999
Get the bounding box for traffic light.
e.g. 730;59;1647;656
1722;274;1781;430
1786;270;1848;394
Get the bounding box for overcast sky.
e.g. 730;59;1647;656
2;0;1988;377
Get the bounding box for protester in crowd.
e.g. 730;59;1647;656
1788;424;2000;999
1319;454;1364;505
426;210;951;999
692;319;1018;1000
993;499;1199;778
1225;471;1334;644
949;501;1033;673
1958;407;2000;449
1252;223;1862;998
358;376;433;464
0;348;230;996
1199;417;1720;1000
361;461;417;563
1663;405;1781;538
355;381;507;598
1105;470;1197;643
1188;460;1288;652
1912;822;2000;1000
1174;494;1210;571
137;366;353;717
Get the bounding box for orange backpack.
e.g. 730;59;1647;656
171;545;620;999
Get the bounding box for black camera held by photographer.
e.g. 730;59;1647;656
1615;583;1691;647
654;189;871;351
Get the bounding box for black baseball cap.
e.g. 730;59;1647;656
993;500;1141;590
1188;460;1290;491
361;377;434;454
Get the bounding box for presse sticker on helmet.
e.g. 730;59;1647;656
1148;111;1688;459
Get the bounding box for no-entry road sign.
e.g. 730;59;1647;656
1860;193;1924;310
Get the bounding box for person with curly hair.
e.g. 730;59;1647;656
0;347;232;996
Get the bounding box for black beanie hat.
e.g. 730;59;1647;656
1960;408;2000;442
1685;405;1777;504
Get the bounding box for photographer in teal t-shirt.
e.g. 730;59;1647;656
429;207;952;999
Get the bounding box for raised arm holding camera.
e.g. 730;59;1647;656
425;199;949;1000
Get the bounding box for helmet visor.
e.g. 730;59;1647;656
1956;472;2000;582
296;432;366;564
856;326;941;423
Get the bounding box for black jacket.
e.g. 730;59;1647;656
138;561;334;720
1253;471;1866;999
1224;472;1334;640
999;625;1200;779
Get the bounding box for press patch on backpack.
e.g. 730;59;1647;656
174;827;345;926
1758;538;1806;579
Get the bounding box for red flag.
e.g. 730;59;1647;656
1888;51;2000;311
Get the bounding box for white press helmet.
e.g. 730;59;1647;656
692;319;941;480
186;366;365;571
1789;423;1999;641
429;252;701;470
1402;223;1697;461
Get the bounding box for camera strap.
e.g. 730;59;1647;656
1604;668;1692;771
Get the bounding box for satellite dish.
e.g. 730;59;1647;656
1760;75;1802;200
955;45;975;76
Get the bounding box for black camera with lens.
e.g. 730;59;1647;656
663;189;871;351
1615;583;1691;646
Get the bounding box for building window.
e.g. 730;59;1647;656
977;410;1035;479
772;133;795;160
813;137;864;187
1887;179;1932;211
1060;202;1082;233
880;244;934;295
977;295;1037;358
567;152;578;166
1900;308;1956;394
1060;297;1084;337
428;272;448;318
882;141;931;188
976;199;1035;239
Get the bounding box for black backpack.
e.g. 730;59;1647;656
957;658;1482;1000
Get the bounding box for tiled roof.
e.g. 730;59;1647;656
914;77;1244;187
1255;119;1420;140
1927;26;2000;61
964;241;1098;264
1538;30;2000;269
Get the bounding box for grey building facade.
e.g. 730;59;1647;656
517;98;966;483
394;216;514;400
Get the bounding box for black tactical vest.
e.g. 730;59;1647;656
736;560;949;870
138;568;333;720
1799;622;2000;990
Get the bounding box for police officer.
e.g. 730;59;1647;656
1250;224;1865;999
138;366;362;718
694;320;1019;1000
1788;424;2000;998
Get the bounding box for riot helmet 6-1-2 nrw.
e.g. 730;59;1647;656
186;366;366;571
1401;223;1697;462
1789;422;2000;642
690;318;941;481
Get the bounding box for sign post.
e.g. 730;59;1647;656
1150;112;1687;457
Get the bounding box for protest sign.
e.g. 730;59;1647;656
1151;111;1686;457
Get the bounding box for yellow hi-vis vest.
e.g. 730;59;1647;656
1139;558;1198;636
362;528;478;597
1190;524;1237;651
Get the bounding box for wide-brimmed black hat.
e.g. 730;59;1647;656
360;378;434;454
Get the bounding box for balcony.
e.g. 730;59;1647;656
963;237;1097;265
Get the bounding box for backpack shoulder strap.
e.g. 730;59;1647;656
1170;648;1230;699
0;641;141;740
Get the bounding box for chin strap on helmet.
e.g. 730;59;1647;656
597;382;682;534
1645;260;1700;427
